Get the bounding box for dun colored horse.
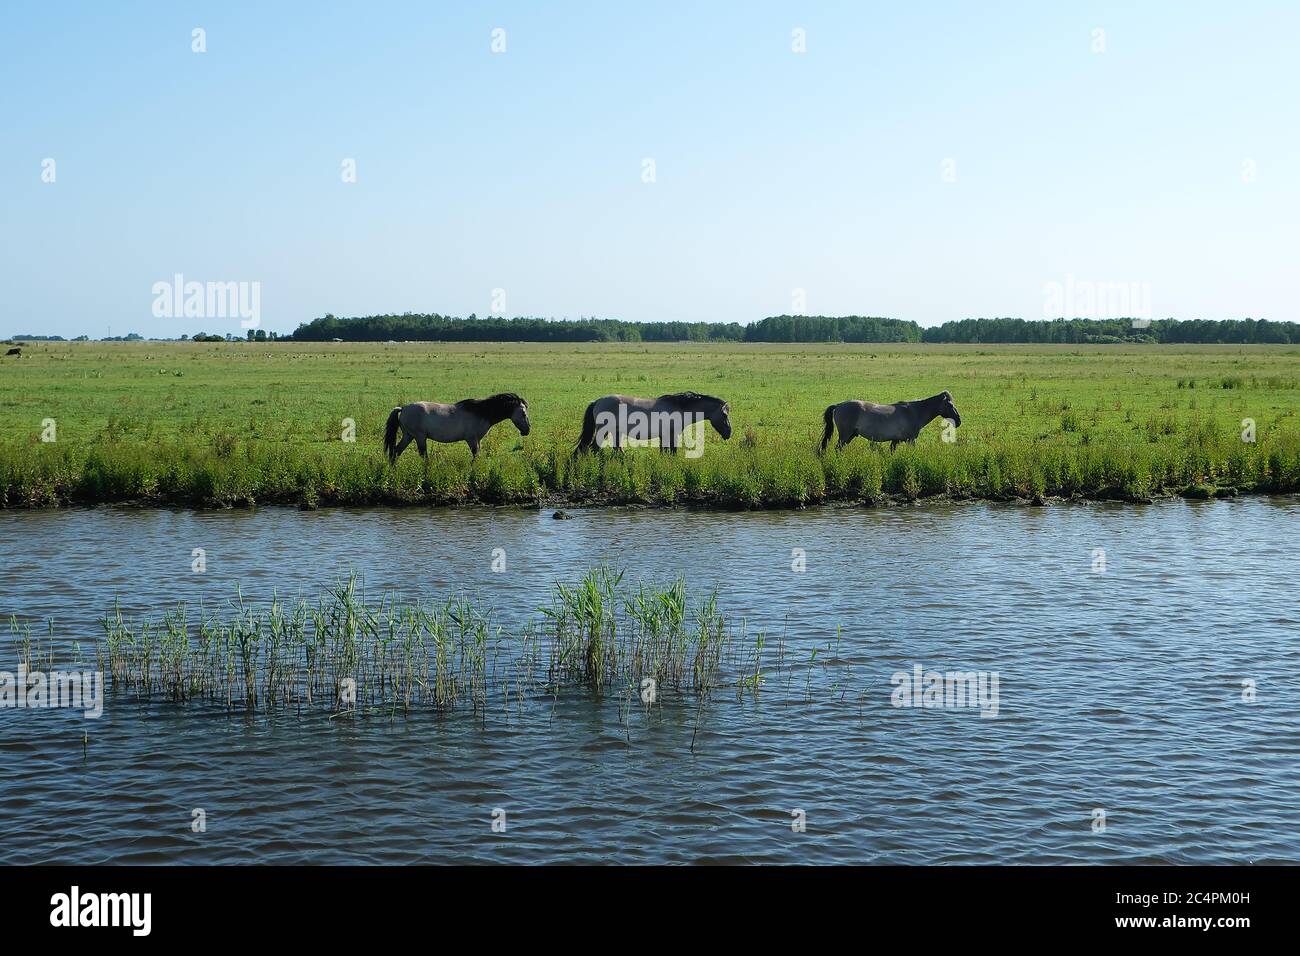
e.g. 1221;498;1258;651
384;393;529;462
574;392;731;454
821;391;961;451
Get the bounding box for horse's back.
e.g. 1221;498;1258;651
399;401;463;440
849;400;912;440
403;401;455;418
839;399;894;418
593;394;655;413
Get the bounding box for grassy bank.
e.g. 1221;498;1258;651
2;341;1298;507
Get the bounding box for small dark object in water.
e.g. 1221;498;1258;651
4;347;20;356
552;510;572;520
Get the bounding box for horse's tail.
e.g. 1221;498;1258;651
574;401;597;455
820;404;836;452
383;406;402;463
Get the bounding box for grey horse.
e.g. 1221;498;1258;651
384;393;529;462
821;391;961;451
574;391;732;454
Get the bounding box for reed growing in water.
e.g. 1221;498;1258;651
86;570;771;717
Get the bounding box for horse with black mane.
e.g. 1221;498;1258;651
821;391;961;451
574;391;731;454
384;393;529;462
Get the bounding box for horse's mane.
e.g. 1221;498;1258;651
900;391;951;407
659;390;724;409
456;392;526;421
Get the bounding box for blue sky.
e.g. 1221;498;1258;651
1;1;1296;338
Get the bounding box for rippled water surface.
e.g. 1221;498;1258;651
1;499;1298;864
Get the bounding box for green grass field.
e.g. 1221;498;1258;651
2;340;1298;508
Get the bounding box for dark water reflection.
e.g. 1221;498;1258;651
1;498;1297;864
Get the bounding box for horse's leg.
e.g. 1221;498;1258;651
393;434;412;460
416;436;428;459
837;430;853;449
890;440;899;451
466;437;480;459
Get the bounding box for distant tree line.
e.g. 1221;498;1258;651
21;314;1291;346
290;313;734;343
20;316;1289;345
292;312;1299;344
745;315;923;342
290;313;923;343
918;317;1300;344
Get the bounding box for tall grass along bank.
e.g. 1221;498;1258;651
2;341;1298;508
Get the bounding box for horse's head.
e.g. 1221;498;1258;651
511;399;531;436
709;400;732;440
939;391;961;427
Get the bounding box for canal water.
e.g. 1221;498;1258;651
1;498;1297;863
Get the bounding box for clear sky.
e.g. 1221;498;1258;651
2;1;1296;338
